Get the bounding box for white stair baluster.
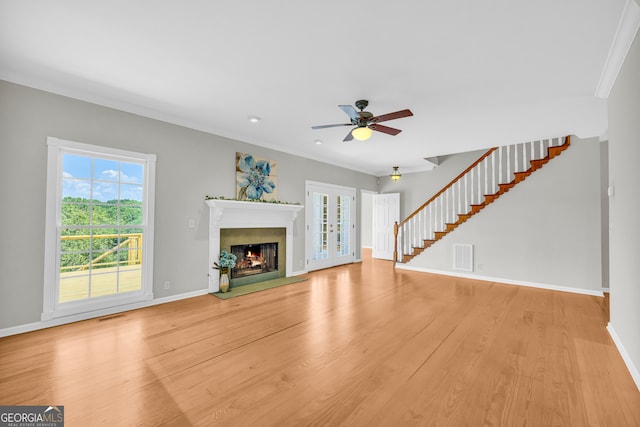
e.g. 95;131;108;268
483;158;488;196
434;197;438;232
499;146;503;184
403;223;408;257
451;184;456;222
445;189;449;224
437;196;441;232
415;212;419;249
531;140;535;161
538;139;544;160
428;203;432;239
406;221;410;253
470;167;475;206
410;219;414;252
491;151;496;193
419;209;424;245
507;145;511;181
436;196;440;231
441;195;444;230
477;163;482;204
464;173;469;212
457;180;461;216
398;225;402;261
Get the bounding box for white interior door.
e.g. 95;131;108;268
372;193;400;260
306;182;356;272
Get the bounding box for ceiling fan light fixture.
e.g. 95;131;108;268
352;126;372;141
390;166;402;181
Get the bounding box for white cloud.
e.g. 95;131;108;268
99;169;139;183
62;168;142;201
62;178;91;199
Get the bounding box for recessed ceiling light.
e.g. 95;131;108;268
248;115;261;123
314;139;322;145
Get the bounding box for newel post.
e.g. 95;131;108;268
393;221;399;266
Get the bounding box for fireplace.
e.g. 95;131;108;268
231;242;278;279
220;227;285;288
206;199;304;293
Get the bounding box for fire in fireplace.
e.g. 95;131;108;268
230;242;278;279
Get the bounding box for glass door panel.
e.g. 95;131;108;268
311;192;328;261
336;195;351;257
306;183;355;271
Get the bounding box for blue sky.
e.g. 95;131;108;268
62;154;143;202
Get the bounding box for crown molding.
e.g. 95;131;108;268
595;0;640;98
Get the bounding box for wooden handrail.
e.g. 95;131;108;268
398;147;498;227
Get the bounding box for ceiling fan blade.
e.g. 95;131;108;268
339;105;360;121
372;109;413;123
343;130;354;142
369;124;402;136
311;123;352;130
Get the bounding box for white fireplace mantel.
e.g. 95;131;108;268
206;199;304;292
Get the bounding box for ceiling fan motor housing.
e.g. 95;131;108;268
355;111;373;126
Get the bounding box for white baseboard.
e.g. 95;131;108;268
607;323;640;392
0;289;210;338
290;269;308;277
602;287;611;293
396;265;604;297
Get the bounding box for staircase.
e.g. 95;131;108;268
393;136;571;263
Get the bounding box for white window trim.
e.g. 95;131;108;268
42;137;156;321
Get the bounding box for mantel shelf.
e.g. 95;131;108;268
205;199;304;226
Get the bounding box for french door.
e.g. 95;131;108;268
305;181;356;271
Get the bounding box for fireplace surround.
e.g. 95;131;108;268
206;199;303;292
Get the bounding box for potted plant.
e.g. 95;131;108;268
214;250;237;293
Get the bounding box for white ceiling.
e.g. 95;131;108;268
0;1;634;176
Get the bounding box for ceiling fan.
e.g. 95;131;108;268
312;99;413;142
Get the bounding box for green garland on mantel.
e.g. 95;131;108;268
205;195;301;205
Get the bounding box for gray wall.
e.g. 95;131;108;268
0;80;377;329
608;29;640;384
600;141;610;288
360;191;373;248
392;137;603;293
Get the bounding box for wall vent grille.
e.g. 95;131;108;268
453;244;473;272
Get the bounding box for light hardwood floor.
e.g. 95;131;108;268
1;251;639;426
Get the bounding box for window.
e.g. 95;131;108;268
43;137;156;320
